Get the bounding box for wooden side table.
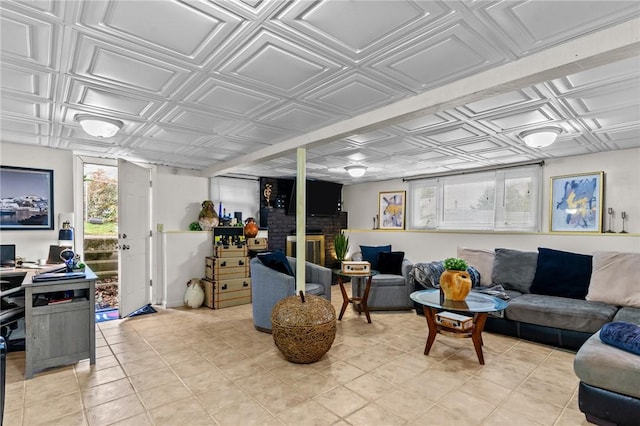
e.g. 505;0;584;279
335;270;378;323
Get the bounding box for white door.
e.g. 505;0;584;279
118;159;150;317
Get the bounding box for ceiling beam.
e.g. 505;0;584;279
201;17;640;178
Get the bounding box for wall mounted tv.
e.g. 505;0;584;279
287;179;343;216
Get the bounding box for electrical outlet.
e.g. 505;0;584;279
157;223;164;232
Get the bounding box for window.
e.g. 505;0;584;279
408;166;541;231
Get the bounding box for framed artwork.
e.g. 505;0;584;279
379;191;406;230
549;171;603;233
0;165;54;230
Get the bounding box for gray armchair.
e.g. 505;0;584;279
250;256;331;332
351;252;414;310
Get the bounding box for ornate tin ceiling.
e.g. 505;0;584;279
1;0;639;183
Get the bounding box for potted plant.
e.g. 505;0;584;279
440;257;471;301
334;232;349;262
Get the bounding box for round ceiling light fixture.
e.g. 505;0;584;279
345;165;367;178
75;114;123;139
519;126;562;148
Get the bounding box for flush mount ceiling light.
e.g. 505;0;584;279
345;165;367;178
519;126;562;148
76;115;123;138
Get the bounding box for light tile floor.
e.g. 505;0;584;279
4;284;590;425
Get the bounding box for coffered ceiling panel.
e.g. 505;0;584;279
478;1;640;55
459;89;542;117
0;0;638;183
564;82;640;115
163;107;235;134
70;35;190;96
219;29;342;95
186;78;279;116
371;21;505;91
0;7;56;68
69;82;155;118
306;72;402;114
1;117;44;135
0;63;51;98
141;125;207;146
78;0;243;64
486;105;562;131
0;94;50;120
260;103;342;132
277;0;448;62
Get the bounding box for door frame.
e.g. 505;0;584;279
73;155;157;308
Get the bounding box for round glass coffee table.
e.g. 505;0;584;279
335;270;379;323
410;289;508;365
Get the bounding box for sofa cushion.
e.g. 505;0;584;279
574;331;640;399
613;307;640;325
491;248;538;293
530;248;592;300
505;294;617;333
457;247;494;287
377;251;405;275
257;251;294;276
600;321;640;356
306;283;325;296
372;274;406;287
586;251;640;308
360;245;391;271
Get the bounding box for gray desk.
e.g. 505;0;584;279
20;267;97;379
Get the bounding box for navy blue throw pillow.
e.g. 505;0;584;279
530;247;592;299
600;322;640;356
257;250;294;276
360;245;391;271
377;251;405;275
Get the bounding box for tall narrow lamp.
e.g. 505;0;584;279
58;221;74;250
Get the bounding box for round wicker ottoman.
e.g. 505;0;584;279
271;292;337;364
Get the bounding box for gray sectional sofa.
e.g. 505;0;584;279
411;247;640;425
447;248;637;349
452;247;640;426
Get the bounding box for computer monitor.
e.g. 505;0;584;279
0;244;16;267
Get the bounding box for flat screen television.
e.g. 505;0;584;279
288;179;342;216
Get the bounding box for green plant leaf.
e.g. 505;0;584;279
443;257;468;271
334;231;349;261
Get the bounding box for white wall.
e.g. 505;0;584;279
153;168;209;232
152;167;209;304
342;148;640;261
0;142;74;261
160;231;212;308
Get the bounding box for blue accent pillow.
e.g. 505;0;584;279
377;251;405;275
360;245;391;271
530;247;592;299
466;266;481;288
257;250;294;276
600;322;640;356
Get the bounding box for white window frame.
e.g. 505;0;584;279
408;165;542;232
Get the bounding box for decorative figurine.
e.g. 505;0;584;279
198;200;219;231
264;183;273;208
